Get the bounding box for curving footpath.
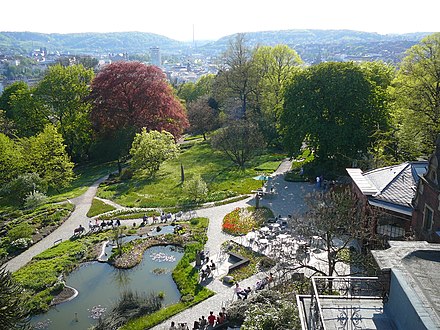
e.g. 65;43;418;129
4;175;109;273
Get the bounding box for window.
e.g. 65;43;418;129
423;205;434;231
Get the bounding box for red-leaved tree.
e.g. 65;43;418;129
90;62;188;139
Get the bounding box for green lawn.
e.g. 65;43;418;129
98;141;285;208
49;161;118;202
86;198;116;217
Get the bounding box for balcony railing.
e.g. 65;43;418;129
307;276;385;330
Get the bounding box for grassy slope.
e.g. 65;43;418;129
86;198;116;217
98;142;284;208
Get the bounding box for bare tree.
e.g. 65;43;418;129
211;120;265;168
287;187;376;277
214;34;260;118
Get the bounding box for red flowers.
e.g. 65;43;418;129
222;207;258;236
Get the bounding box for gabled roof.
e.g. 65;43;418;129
347;162;428;215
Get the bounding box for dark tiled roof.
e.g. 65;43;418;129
347;161;428;213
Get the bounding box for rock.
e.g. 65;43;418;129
223;275;234;284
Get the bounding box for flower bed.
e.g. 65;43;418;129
222;207;272;236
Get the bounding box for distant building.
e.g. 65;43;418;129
150;47;161;67
412;136;440;243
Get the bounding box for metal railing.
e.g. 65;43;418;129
307;276;384;330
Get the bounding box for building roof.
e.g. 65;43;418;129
372;241;440;328
347;162;428;215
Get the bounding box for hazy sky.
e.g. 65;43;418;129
1;0;439;41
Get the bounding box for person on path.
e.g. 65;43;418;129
169;321;178;330
234;282;248;299
199;315;207;329
207;311;216;327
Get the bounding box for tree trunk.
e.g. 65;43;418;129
117;159;122;175
180;163;185;183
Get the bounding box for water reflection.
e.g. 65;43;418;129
31;245;183;330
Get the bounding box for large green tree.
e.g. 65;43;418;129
392;32;440;158
33;64;94;160
252;45;303;145
23;124;74;190
281;62;390;174
176;74;215;105
129;128;179;176
0;133;24;185
6;84;48;137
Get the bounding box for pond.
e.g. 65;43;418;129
31;245;184;330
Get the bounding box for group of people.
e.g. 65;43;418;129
234;282;252;300
255;272;273;290
88;218;121;232
169;308;228;330
200;259;216;282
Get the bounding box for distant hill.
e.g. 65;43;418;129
0;31;185;55
199;30;432;59
0;30;433;61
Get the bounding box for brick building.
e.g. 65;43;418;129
412;137;440;243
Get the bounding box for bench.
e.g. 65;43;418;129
212;321;229;329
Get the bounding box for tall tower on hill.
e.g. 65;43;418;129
150;47;161;67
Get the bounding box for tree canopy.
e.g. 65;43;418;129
187;95;220;140
211;120;265;168
129;128;179;176
33;64;94;160
392;32;440;158
23;124;74;190
90;62;188;139
281;61;390;175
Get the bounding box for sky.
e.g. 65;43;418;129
1;0;439;41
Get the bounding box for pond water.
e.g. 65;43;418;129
31;245;184;330
149;225;175;236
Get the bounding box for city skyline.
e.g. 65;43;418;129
1;0;439;41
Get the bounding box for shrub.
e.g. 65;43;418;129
227;290;300;329
7;222;33;241
120;167;134;180
10;238;33;250
183;175;208;202
259;257;276;270
24;190;48;209
180;294;194;303
190;218;199;226
1;173;47;204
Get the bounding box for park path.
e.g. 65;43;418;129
4;158;315;329
150;159;316;330
4;175;109;273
